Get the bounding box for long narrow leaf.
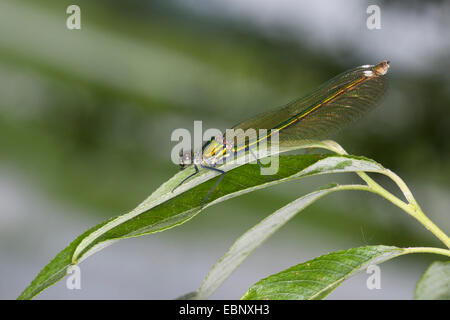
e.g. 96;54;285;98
19;153;385;299
241;245;406;300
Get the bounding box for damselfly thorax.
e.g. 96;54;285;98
179;135;233;168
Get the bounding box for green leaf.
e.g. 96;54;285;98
19;152;385;299
241;245;405;300
415;261;450;300
193;183;366;299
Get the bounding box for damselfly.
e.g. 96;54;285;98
175;60;390;207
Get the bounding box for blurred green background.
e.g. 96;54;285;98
1;0;449;299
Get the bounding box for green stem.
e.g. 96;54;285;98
362;169;450;250
404;247;450;258
382;169;417;205
320;140;450;249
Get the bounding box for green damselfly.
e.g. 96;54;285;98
175;60;390;207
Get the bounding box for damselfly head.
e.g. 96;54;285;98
179;150;193;170
372;60;390;76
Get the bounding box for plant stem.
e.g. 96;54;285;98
321;140;450;249
369;180;450;248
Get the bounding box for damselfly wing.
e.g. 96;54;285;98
230;61;389;149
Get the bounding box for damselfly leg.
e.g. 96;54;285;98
200;164;226;208
172;164;199;192
248;147;272;182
